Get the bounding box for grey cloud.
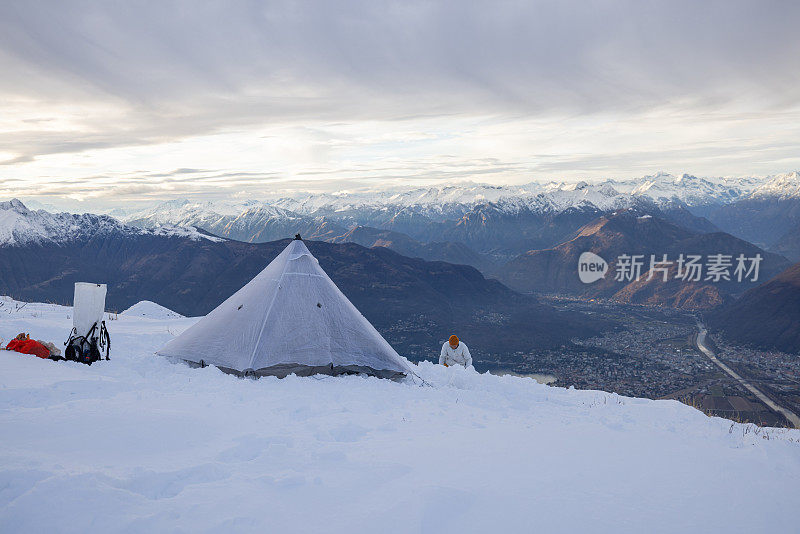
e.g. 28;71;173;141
527;140;800;177
1;0;799;185
0;155;521;204
2;1;799;114
145;168;211;178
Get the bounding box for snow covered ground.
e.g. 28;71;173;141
121;300;185;319
1;297;799;533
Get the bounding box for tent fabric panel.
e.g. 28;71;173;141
156;246;291;370
249;252;408;374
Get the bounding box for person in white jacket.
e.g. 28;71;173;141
439;335;472;368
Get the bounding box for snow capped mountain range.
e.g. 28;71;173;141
0;199;222;247
120;171;792;228
270;183;542;218
4;171;798;259
268;178;661;218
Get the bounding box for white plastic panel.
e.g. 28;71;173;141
73;282;107;337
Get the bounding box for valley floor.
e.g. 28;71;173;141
522;296;800;427
1;299;799;533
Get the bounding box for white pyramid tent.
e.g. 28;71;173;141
156;237;412;379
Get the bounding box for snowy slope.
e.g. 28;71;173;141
1;297;799;533
125;199;321;242
509;181;640;213
605;172;759;206
0;199;223;247
125;198;254;228
0;199;125;246
750;171;800;199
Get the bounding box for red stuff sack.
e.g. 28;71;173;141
5;338;51;359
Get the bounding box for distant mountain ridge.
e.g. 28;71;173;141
124;171;763;229
117;174;736;264
5;170;797;286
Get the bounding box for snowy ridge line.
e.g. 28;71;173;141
114;171;798;230
0;199;224;247
265;171;770;214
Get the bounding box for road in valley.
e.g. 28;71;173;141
695;323;800;429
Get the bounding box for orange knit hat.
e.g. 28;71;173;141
449;335;459;346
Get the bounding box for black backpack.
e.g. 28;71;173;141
64;321;110;365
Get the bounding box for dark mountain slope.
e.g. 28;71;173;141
330;225;496;272
499;212;695;294
708;197;800;248
498;210;789;309
658;202;719;234
772;223;800;262
440;204;604;258
709;262;800;354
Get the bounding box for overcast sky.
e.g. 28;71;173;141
1;0;800;208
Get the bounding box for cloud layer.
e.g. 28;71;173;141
1;0;799;207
